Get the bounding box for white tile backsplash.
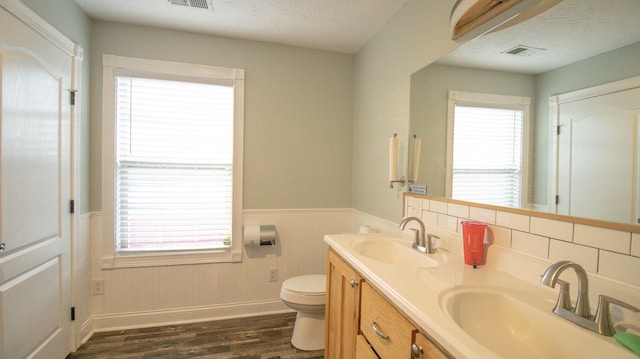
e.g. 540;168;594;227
421;210;438;227
429;200;448;214
598;250;640;287
437;213;459;232
447;203;469;219
574;224;631;254
406;196;423;217
407;195;640;289
549;240;598;273
512;231;549;258
488;225;511;248
496;211;530;232
530;217;573;242
469;207;496;224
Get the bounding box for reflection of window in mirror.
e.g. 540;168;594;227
446;91;530;208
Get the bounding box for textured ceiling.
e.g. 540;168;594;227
73;0;408;54
438;0;640;74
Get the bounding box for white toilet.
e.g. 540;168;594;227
280;274;326;351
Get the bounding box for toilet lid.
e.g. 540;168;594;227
282;274;326;295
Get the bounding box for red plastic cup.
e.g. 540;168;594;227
461;221;487;267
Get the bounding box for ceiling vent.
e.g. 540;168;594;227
168;0;213;11
503;45;545;57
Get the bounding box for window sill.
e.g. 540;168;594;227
101;249;242;269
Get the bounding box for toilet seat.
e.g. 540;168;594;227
280;274;326;306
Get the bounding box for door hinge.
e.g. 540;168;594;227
71;307;76;321
70;90;78;106
555;195;560;205
70;200;75;214
557;125;561;135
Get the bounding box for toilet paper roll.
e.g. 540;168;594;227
243;224;261;247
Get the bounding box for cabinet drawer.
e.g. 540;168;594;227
360;282;416;358
356;335;380;359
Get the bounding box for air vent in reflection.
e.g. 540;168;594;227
503;45;545;57
168;0;213;11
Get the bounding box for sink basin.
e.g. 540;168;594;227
440;286;629;358
350;237;438;268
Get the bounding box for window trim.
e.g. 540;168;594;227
445;90;530;208
101;54;244;268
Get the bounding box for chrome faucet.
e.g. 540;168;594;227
399;217;438;254
541;260;591;317
541;260;640;336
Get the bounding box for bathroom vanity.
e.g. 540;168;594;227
325;248;450;359
323;232;639;359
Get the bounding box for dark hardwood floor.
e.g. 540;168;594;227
68;312;324;359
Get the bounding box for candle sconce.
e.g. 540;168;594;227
389;133;405;188
409;134;421;184
389;133;421;189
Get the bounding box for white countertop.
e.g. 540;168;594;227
324;232;637;359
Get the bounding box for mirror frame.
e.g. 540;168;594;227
404;193;640;234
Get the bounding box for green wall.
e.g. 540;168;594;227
89;21;355;211
410;64;536;200
351;0;459;222
22;0;355;212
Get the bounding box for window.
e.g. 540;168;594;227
446;91;530;208
102;55;244;267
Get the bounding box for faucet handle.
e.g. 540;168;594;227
595;295;640;336
426;234;439;242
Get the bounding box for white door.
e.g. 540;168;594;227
556;83;640;224
0;4;72;359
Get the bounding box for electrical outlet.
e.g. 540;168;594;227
92;279;104;295
269;268;278;282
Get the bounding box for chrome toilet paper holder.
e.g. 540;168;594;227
243;224;277;246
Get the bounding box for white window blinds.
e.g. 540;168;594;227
452;105;523;207
116;76;234;251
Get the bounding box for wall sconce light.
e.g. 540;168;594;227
389;134;406;188
389;134;422;189
410;134;421;184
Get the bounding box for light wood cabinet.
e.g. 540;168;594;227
356;334;380;359
412;332;449;359
326;248;452;359
325;249;363;359
360;281;417;358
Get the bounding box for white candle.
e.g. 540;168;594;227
412;138;421;182
389;136;398;182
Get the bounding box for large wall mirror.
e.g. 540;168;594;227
410;0;640;226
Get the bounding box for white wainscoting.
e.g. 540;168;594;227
87;208;353;333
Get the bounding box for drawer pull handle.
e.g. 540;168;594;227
371;321;389;340
350;279;357;288
411;343;423;358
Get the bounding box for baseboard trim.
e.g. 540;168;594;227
79;317;94;347
89;300;292;333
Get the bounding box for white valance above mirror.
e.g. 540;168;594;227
450;0;566;42
450;0;540;41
